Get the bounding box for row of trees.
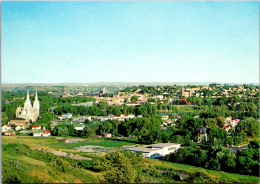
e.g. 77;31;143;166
166;140;259;176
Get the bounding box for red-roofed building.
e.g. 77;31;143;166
224;125;230;132
42;129;51;137
9;118;28;127
32;125;41;131
180;98;187;105
4;130;16;136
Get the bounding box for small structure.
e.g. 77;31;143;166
104;133;112;138
197;127;208;143
4;130;16;136
15;125;26;131
2;124;11;132
74;124;85;131
127;143;181;158
223;125;230;132
161;115;169;120
32;125;41;131
9;118;28;127
33;130;42;137
42;129;51;137
58;114;73;120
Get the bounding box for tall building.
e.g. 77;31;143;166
16;91;40;122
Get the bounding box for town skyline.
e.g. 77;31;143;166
2;1;259;84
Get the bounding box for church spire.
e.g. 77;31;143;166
35;91;38;101
26;90;30;101
33;91;40;111
24;90;32;110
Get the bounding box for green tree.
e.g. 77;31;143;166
98;151;137;183
131;96;138;103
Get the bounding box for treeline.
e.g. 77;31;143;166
54;102;158;117
166;140;260;176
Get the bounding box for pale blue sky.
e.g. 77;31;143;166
2;1;259;83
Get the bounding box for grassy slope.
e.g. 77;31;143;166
2;136;260;183
2;151;102;183
147;159;260;183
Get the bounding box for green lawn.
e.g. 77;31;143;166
48;139;136;149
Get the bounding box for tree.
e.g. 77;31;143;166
235;118;259;138
207;127;228;146
99;99;109;110
98;151;137;183
131;96;138;103
208;147;236;171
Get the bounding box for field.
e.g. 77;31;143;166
2;136;260;183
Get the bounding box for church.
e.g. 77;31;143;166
16;91;40;122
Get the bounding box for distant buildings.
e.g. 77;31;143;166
181;87;200;97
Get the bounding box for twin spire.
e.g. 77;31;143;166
24;90;39;110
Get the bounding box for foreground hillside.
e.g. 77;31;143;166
2;136;259;183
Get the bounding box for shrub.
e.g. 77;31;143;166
48;158;72;172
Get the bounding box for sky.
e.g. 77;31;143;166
2;1;259;84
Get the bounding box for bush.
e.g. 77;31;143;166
48;158;72;172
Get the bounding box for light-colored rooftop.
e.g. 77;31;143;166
127;143;181;153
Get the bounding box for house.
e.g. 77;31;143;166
161;115;169;120
58;113;73;120
104;133;112;138
33;130;42;137
32;125;41;131
127;143;181;158
126;114;135;119
42;129;51;137
180;98;187;105
223;125;230;132
9;118;28;127
230;119;239;128
4;130;16;136
225;116;232;122
74;124;85;131
197;128;208;143
15;125;26;131
2;124;11;132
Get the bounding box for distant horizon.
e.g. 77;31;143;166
2;81;259;85
2;1;259;84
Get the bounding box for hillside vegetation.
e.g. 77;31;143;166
2;137;259;183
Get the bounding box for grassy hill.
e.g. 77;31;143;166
2;136;260;183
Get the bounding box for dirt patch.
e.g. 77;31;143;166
55;137;84;143
75;146;108;153
32;148;92;160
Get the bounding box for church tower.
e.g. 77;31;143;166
24;90;32;110
33;92;40;112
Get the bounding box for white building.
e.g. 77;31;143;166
16;91;40;122
74;124;85;131
58;114;73;120
127;143;181;158
2;124;11;132
15;125;26;131
33;130;42;137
